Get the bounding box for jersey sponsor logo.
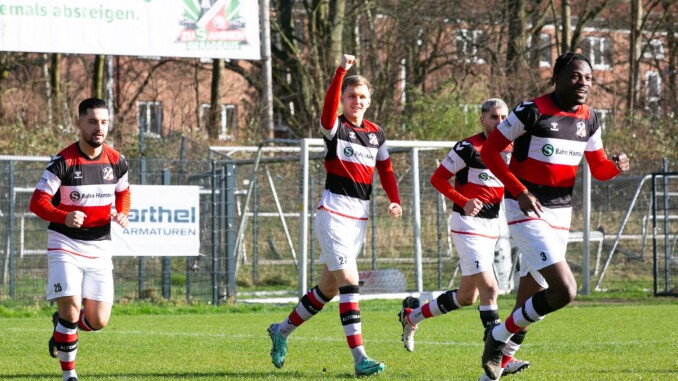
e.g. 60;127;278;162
479;173;490;181
102;167;114;181
368;133;378;146
69;190;114;202
550;122;559;131
70;191;81;201
342;145;375;161
576;121;586;137
542;144;554;156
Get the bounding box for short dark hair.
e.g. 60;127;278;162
551;52;593;85
342;75;374;95
78;97;108;117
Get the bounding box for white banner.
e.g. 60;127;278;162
112;185;201;256
0;0;260;60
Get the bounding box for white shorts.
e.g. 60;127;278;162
505;199;570;288
46;232;115;303
315;208;366;272
449;212;500;276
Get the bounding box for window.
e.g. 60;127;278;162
583;37;612;70
456;29;485;63
643;39;665;60
645;71;661;115
201;103;237;140
137;101;162;137
527;33;552;67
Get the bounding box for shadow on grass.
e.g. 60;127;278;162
0;369;360;379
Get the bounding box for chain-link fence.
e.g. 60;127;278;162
0;151;675;305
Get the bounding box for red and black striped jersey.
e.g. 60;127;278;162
432;133;509;219
485;93;619;207
319;115;391;219
30;142;130;241
317;67;399;220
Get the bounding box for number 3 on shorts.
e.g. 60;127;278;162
540;252;548;261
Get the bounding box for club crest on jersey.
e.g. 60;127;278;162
576;121;586;137
102;167;114;181
550;122;559;131
368;133;378;146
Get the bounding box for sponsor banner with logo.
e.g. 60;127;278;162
112;185;200;256
0;0;260;60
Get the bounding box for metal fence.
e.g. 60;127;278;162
0;151;674;305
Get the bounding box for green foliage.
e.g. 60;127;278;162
399;84;484;141
0;298;676;380
603;115;678;161
0;122;76;155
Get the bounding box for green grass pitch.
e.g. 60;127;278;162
0;298;676;380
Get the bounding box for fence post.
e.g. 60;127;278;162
252;175;258;285
412;148;423;293
309;175;315;285
224;162;236;299
162;169;171;300
661;159;670;293
9;160;15;298
371;186;377;271
581;160;591;295
138;157;146;298
298;139;309;298
211;160;218;305
436;191;443;290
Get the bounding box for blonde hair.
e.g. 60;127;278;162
341;75;374;95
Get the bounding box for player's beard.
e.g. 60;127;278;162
86;133;105;148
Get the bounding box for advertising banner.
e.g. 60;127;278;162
0;0;260;60
112;185;201;256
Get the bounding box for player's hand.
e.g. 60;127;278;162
517;190;543;218
463;198;483;217
65;211;87;228
113;212;130;228
612;153;630;172
388;203;402;219
341;54;356;71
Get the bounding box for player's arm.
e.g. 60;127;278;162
584;127;630;180
430;150;483;217
480;110;543;217
29;158;86;227
30;190;68;224
481;130;525;197
113;161;131;228
375;157;402;219
430;165;468;208
320;54;355;130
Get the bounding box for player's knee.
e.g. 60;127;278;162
549;279;577;309
455;289;478;306
86;315;109;330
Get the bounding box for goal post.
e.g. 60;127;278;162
298;139;457;298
